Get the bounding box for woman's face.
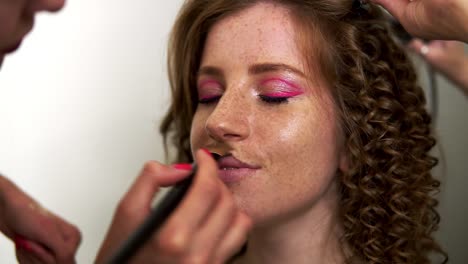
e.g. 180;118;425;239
190;2;347;226
0;0;65;65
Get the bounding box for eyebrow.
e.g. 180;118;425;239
248;63;306;78
197;66;224;79
197;63;306;79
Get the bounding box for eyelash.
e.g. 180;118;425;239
198;95;289;105
198;96;221;104
258;95;289;104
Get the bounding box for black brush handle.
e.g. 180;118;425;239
105;163;197;264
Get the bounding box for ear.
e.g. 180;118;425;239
338;148;350;173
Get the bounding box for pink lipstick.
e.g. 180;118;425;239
217;155;260;183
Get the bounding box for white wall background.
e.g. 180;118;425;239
0;1;184;263
0;1;466;263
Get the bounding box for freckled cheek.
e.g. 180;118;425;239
278;119;303;143
264;114;311;146
254;109;338;165
248;113;310;169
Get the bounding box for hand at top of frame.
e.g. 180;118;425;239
371;0;468;43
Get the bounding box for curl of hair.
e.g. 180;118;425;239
326;4;447;264
160;0;447;263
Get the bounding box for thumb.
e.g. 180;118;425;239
408;39;444;64
121;162;192;213
408;38;428;57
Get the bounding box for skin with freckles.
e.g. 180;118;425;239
190;3;348;263
0;0;65;66
191;1;347;228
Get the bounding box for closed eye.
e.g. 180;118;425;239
259;95;289;104
199;95;221;104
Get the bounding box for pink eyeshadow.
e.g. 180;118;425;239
260;78;304;97
262;91;303;97
197;79;223;100
198;80;221;88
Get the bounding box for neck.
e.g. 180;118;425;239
238;182;346;264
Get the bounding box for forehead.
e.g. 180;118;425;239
202;2;304;68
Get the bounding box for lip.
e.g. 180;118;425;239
216;155;260;183
218;155;259;169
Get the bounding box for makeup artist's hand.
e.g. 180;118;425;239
370;0;468;43
0;175;81;264
96;149;252;264
408;39;468;95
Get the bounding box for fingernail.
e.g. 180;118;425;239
172;163;193;171
14;235;33;252
201;148;212;156
420;45;429;55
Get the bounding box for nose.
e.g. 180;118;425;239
29;0;65;13
205;91;251;143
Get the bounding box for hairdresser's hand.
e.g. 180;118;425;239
370;0;468;43
0;176;81;264
96;149;252;264
409;39;468;95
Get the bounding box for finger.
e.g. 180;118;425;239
148;162;195;187
156;149;221;255
3;182;73;263
408;38;427;56
52;214;81;263
188;184;238;261
370;0;409;21
16;250;42;264
25;241;55;264
212;212;252;264
23;212;77;263
95;162;194;263
12;201;69;257
125;161;192;210
171;149;221;229
408;39;445;65
15;238;55;264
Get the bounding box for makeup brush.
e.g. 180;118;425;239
105;153;221;264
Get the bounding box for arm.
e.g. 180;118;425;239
371;0;468;43
0;175;81;263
